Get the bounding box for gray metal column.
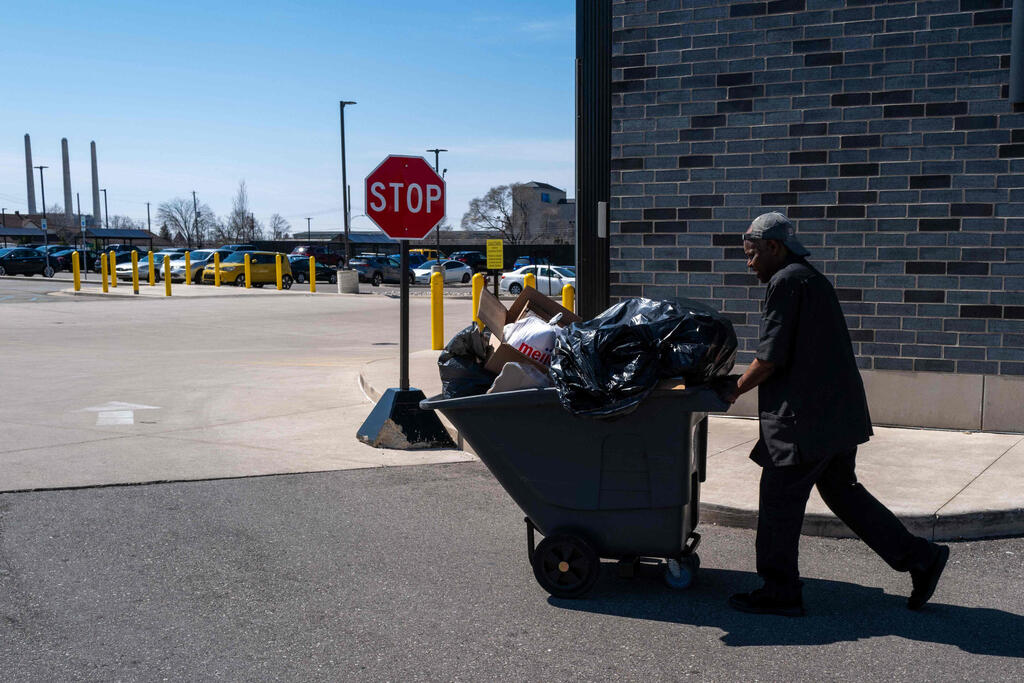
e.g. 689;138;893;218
62;138;73;223
25;134;36;214
90;142;101;226
575;0;612;319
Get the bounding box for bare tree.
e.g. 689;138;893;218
224;180;253;242
460;184;531;244
109;215;141;230
157;197;215;249
268;213;289;240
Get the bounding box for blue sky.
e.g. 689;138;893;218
0;1;574;235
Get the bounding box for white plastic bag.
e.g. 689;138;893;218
503;316;562;366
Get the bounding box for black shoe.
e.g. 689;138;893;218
908;544;950;611
728;589;805;617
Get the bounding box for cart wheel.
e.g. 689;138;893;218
664;554;699;590
531;534;600;599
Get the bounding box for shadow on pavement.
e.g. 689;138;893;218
550;565;1024;657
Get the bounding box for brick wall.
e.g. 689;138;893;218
610;0;1024;375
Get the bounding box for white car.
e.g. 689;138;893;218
169;248;233;284
115;251;180;281
411;259;473;285
500;265;576;296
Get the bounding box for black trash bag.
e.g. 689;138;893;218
438;324;496;399
550;297;737;418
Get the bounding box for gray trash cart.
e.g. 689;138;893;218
420;386;727;598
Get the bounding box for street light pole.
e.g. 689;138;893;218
339;100;356;267
306;217;312;242
427;148;447;255
101;188;108;228
36;166;49;268
146;202;151;232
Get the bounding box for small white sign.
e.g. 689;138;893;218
81;217;86;228
41;219;47;230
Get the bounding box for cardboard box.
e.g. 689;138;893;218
477;287;583;374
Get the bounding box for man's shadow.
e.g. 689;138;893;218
550;564;1024;657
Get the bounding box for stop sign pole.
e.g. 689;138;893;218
357;155;454;450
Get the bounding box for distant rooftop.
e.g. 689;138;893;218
522;181;565;192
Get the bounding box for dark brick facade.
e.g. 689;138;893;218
610;0;1024;375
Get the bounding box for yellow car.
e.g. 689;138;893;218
409;248;444;261
201;251;293;288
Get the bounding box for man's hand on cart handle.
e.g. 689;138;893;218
711;375;741;404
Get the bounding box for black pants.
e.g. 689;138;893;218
756;447;936;599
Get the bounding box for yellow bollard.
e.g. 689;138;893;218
214;251;221;287
164;255;171;296
148;251;155;286
109;251;117;288
131;251;140;295
100;253;109;293
244;253;252;288
524;272;536;290
561;283;575;313
185;251;191;286
275;253;283;290
72;250;81;292
471;272;484;326
430;271;444;350
309;256;316;294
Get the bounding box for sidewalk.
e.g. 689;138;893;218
359;350;1024;541
55;280;326;298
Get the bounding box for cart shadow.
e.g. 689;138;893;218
548;564;1024;657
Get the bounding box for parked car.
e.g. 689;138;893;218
288;254;338;284
92;246;148;272
50;247;99;272
411;259;473;285
220;243;257;252
500;264;576;296
449;250;487;272
409;248;445;261
115;250;182;281
349;254;404;286
34;245;72;257
169;248;234;283
201;251;292;288
290;245;344;268
386;255;416;285
0;247;56;277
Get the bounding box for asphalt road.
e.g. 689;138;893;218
1;462;1022;682
0;276;85;303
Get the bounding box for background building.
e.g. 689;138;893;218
575;0;1023;431
512;182;577;244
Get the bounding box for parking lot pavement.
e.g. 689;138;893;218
0;277;88;303
0;290;478;491
1;463;1022;681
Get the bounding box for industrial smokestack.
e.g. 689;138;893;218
25;134;37;214
62;138;73;223
91;141;101;227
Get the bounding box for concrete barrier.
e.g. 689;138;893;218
337;269;359;294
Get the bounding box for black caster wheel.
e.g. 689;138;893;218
664;553;700;589
531;533;600;599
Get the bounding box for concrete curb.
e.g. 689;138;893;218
357;358;1024;542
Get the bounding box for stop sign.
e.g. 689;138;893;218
364;155;445;240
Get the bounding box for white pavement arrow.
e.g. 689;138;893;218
80;401;161;426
